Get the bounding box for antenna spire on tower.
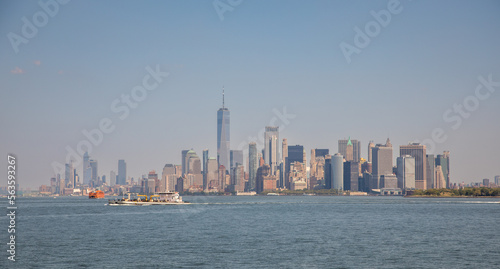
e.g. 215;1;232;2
222;86;225;109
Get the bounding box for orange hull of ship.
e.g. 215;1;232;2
89;190;105;199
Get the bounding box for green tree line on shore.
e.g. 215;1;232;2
411;187;500;197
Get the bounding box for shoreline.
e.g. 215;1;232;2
405;195;500;198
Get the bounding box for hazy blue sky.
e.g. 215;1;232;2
1;0;499;189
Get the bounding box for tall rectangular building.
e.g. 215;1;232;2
65;163;71;187
331;153;344;191
368;141;375;163
248;142;258;191
280;138;288;188
400;143;427;190
338;138;361;162
161;164;176;192
426;154;435;189
217;91;230;172
435;151;450;188
343;161;359;191
205;157;218;191
90;159;98;183
311;149;328;180
202;149;209;187
187;153;201;174
183;150;197;175
83;152;91;185
397;155;415;189
286;145;304;189
314;149;329;158
435;166;447;189
264;126;279;174
282;138;288;164
118;159;126;185
231;163;245;192
202;149;209;172
324;155;332;189
372;139;393;189
230;150;243;170
256;164;271;194
287;145;305;165
181;150;189;175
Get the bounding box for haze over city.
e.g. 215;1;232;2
1;0;499;189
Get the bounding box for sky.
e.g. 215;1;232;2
1;0;499;189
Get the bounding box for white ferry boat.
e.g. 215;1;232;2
108;192;189;206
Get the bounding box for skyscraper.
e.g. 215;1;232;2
286;145;304;189
368;141;375;163
435;151;450;188
83;152;91;185
161;164;176;192
280;138;288;188
89;159;98;184
73;168;77;187
311;148;328;181
435;166;446;189
287;145;305;165
372;139;393;189
118;159;126;185
181;150;189;175
324;155;332;189
331;153;344;191
400;143;427;190
202;149;209;188
188;153;201;174
186;151;202;188
231;163;245;192
343;160;359;191
397;155;415;189
65;163;71;187
205;157;218;191
230;150;243;170
202;149;209;173
264;126;279;174
345;137;354;161
256;164;271;194
338;138;361;162
426;154;435;189
314;149;329;158
183;150;197;175
310;149;317;178
217;90;230;173
69;161;74;187
248;142;258;191
218;165;227;192
495;175;500;186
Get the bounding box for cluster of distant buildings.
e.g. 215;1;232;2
36;92;499;196
37;153;128;196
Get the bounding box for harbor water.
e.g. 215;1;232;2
1;195;499;268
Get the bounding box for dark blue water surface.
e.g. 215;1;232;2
1;196;499;268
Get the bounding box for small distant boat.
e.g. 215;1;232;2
89;190;105;199
303;193;316;196
267;193;279;196
108;192;189;206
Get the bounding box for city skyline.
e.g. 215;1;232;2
4;84;500;189
1;1;500;189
